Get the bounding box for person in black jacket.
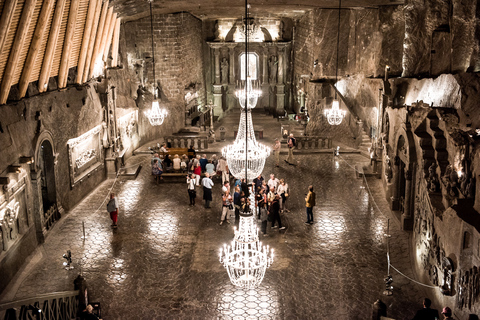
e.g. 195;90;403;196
270;195;285;230
412;298;439;320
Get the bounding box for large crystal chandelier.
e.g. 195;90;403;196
144;0;168;126
219;1;273;289
324;100;346;126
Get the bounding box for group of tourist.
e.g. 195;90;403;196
412;298;462;320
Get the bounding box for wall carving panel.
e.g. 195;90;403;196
457;265;480;311
67;124;104;188
0;179;28;252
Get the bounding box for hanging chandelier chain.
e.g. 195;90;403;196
335;0;341;99
150;0;156;99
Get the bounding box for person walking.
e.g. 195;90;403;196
412;298;439;320
220;191;232;225
270;194;285;230
277;179;290;213
305;185;316;224
441;307;454;320
187;174;196;206
285;133;296;165
202;173;214;208
273;138;281;167
107;193;119;228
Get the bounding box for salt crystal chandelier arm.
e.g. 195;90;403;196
144;0;168;126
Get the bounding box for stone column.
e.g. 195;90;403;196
214;47;221;85
228;44;236;85
275;44;287;116
262;44;268;85
30;170;46;244
213;85;223;120
391;156;400;211
401;169;414;230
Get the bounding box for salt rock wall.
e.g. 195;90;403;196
403;0;480;77
123;12;206;143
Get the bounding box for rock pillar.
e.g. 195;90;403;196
401;169;414;230
391;156;400;211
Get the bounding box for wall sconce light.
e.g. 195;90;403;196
19;156;34;164
8;165;22;173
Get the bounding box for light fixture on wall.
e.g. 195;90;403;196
144;0;168;126
219;1;273;289
324;0;346;126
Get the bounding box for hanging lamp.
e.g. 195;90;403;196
144;0;167;126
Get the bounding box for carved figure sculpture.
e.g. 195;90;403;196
269;55;278;84
385;158;393;183
426;163;440;192
221;58;229;84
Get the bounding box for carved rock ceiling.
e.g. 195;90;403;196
114;0;405;22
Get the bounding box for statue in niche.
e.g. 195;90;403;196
269;55;278;84
426;163;440;192
458;271;467;309
134;59;145;87
2;203;19;242
278;20;284;40
384;157;393;183
221;58;229;84
441;257;454;295
430;265;438;286
442;165;458;197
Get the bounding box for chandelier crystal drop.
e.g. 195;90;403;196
144;100;168;126
222;111;270;181
324;99;346;126
219;192;274;288
235;77;262;109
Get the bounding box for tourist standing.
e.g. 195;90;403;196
253;174;264;194
217;156;229;184
202;173;214;208
259;200;268;236
173;154;181;171
267;186;276;208
270;195;285;230
441;307;454;320
305;185;316;224
412;298;439;320
107;193;119;228
286;133;296;165
273;138;281;167
206;160;216;177
277;179;290;212
222;181;230;195
152;159;163;183
220;191;232;225
151;153;161;166
193;163;202;186
267;173;279;191
187;174;196;206
199;154;208;172
233;186;241;227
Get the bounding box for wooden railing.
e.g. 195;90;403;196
0;291;78;320
293;136;332;150
163;136;208;150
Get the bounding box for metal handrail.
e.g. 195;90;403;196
0;291;78;310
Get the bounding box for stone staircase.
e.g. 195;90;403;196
358;129;371;159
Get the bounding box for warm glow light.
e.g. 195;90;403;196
144;100;168;126
235;78;261;109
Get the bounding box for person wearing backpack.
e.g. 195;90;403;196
286;133;296;165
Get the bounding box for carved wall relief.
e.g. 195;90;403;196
117;111;138;141
67;124;104;188
0;182;28;252
458;265;480;311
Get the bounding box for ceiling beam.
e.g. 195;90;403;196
58;0;80;88
0;0;18;56
82;0;102;82
103;12;116;62
98;7;113;64
0;0;37;104
18;0;55;97
111;18;120;67
88;0;108;79
38;0;66;92
76;0;98;84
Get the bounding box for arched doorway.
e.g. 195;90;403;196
38;140;58;230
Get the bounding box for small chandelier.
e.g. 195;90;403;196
222;111;270;180
324;100;346;126
145;100;168;126
235;77;261;109
144;0;167;126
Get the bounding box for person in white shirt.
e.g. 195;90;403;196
202;173;214;208
273;138;281;167
159;143;168;153
267;173;280;191
173;154;181;171
187;174;196;206
217;156;229;184
277;179;290;212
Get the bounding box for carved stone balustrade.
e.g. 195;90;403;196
292;136;332;150
163;136;209;150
